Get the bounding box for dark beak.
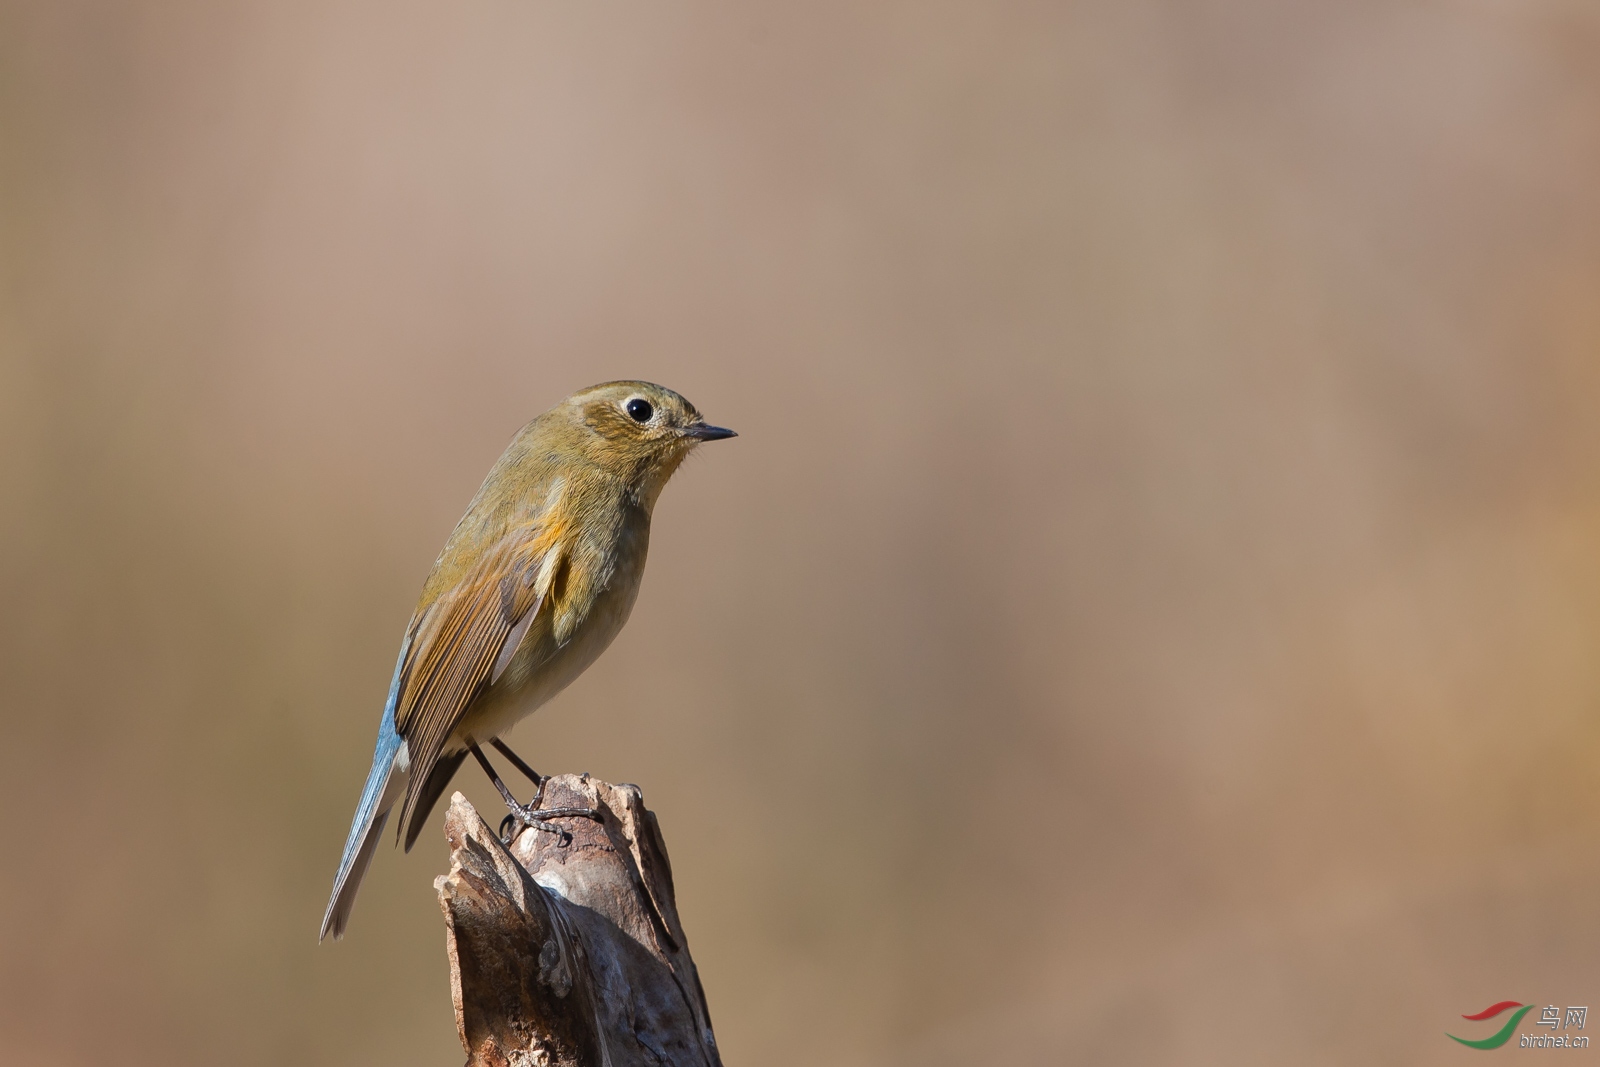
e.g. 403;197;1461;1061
681;423;738;441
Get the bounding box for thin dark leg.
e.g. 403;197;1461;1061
467;738;526;814
489;738;550;822
490;739;545;797
465;738;599;844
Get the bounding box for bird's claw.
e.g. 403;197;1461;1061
499;804;602;847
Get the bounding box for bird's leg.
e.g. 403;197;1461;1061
489;738;547;807
465;739;599;845
488;738;600;825
488;738;567;838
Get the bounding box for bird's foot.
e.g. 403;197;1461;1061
498;803;602;847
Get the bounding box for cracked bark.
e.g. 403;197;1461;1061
435;776;723;1067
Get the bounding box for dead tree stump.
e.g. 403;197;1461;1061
434;775;722;1067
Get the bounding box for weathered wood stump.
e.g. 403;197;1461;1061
434;775;722;1067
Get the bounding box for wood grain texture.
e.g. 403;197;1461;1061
435;778;722;1067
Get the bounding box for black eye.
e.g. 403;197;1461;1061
625;398;653;423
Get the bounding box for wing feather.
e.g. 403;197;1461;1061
391;531;556;843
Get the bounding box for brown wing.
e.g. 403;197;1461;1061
392;531;555;843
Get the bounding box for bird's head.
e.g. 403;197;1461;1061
562;381;736;507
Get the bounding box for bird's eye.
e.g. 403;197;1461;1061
625;398;653;423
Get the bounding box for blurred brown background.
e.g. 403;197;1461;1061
2;1;1599;1064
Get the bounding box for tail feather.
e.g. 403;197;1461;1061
321;805;390;941
322;630;415;942
403;748;468;853
320;728;407;942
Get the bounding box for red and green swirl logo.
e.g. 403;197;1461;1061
1448;1002;1534;1049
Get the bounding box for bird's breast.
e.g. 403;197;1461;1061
449;520;649;746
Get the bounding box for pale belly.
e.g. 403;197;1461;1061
443;542;645;751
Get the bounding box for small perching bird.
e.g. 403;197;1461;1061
321;381;735;941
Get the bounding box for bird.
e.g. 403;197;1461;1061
320;380;736;941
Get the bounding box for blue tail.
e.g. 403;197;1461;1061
320;638;411;942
